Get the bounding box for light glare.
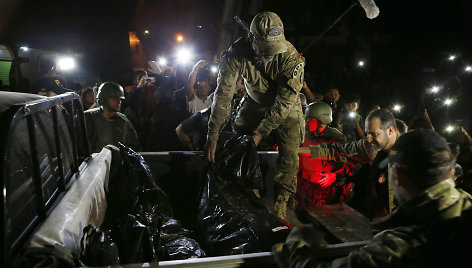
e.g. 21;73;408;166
393;105;401;112
444;98;453;106
211;66;218;73
358;60;364;67
448;55;456;61
158;58;167;66
176;48;192;64
57;57;76;71
431;86;440;93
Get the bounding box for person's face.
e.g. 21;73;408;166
85;92;96;105
345;102;359;111
365;117;394;151
134;73;146;86
104;98;122;113
325;89;340;104
196;81;211;96
307;118;327;136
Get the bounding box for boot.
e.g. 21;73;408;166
274;192;290;220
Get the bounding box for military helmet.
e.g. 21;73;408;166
249;11;288;56
305;102;333;124
97;82;125;101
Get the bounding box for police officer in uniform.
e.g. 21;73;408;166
85;82;141;153
205;11;306;219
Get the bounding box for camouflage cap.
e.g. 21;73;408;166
250;11;288;56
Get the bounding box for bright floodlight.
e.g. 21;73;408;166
358;60;365;67
431;86;440;93
20;46;29;52
446;125;455;133
466;66;472;72
176;48;192;64
448;55;456;61
444;98;453;106
211;66;218;74
158;57;167;66
144;30;150;34
57;57;76;71
176;34;184;42
348;112;356;118
393;105;401;112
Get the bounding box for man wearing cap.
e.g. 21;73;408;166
85;82;141;153
204;11;306;219
274;129;472;267
297;102;348;207
299;109;398;219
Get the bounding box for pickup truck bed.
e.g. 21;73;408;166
0;92;371;267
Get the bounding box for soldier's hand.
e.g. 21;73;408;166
204;140;217;163
320;172;336;187
253;133;263;146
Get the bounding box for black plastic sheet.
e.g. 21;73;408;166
79;225;120;266
198;135;291;256
97;144;205;264
215;135;264;191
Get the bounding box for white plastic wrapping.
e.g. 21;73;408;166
29;147;112;254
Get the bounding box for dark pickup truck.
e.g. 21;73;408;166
0;91;371;267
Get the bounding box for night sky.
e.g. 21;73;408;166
2;0;472;123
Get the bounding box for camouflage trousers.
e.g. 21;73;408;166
233;96;305;195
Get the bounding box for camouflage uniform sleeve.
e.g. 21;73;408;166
207;53;240;142
274;229;412;268
316;230;413;268
309;138;374;164
256;55;306;136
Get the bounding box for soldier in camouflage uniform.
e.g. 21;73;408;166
297;102;349;207
85;82;141;153
204;11;306;219
274;129;472;267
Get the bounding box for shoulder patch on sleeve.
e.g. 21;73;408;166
292;62;304;78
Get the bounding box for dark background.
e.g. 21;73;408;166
2;0;472;125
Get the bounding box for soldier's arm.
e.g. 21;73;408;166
256;56;305;136
207;54;240;142
308;138;374;164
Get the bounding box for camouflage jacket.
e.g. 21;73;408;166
207;37;305;141
308;138;375;165
85;107;141;153
274;179;472;267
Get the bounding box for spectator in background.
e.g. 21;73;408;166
337;94;365;142
80;87;97;110
123;69;161;151
395;118;408;134
186;60;214;114
301;81;323;103
324;87;342;128
85;82;141;153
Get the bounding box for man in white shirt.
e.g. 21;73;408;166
186;60;214;114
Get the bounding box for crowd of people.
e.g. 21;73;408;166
25;10;472;267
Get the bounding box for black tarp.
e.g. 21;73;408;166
197;136;291;256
